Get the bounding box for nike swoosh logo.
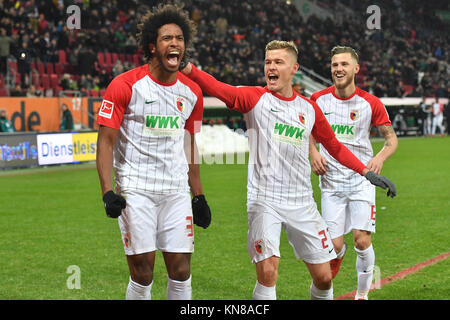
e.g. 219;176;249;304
328;248;334;254
270;108;280;112
324;112;333;115
145;100;157;104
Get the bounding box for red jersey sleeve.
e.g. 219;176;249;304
97;76;132;130
179;73;204;134
357;88;391;127
188;64;264;113
311;101;367;175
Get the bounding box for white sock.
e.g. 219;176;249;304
253;281;276;300
310;282;333;300
167;275;192;300
336;242;347;259
355;244;375;299
126;277;152;300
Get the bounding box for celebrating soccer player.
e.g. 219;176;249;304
96;4;211;300
182;40;396;300
309;46;398;300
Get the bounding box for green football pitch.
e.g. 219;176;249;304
0;136;449;300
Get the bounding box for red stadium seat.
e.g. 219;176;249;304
58;50;67;64
37;61;45;75
50;74;59;89
0;88;8;96
133;54;140;66
32;72;40;87
119;54;126;63
8;60;17;73
99;89;106;97
105;52;112;66
112;53;119;64
54;63;64;76
89;89;100;97
97;52;105;67
46;63;54;74
40;74;50;89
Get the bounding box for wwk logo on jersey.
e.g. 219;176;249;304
144;114;182;136
99;100;114;119
272;122;305;147
331;124;356;140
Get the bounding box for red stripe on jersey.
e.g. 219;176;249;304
177;72;203;133
97;65;148;130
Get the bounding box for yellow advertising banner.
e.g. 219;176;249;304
72;132;98;162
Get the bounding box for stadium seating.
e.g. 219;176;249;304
0;0;447;98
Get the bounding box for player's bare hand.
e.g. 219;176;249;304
367;157;383;175
310;153;328;176
180;62;192;75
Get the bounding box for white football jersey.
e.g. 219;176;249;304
311;86;392;192
188;65;366;206
97;64;203;193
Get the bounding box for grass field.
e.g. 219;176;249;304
0;136;449;300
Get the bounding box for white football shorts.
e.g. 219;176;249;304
321;186;376;239
247;200;337;265
117;189;194;255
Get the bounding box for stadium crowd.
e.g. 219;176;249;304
0;0;448;99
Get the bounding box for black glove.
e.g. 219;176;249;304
103;190;126;218
365;171;397;198
192;195;211;229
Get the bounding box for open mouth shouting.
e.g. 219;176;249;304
267;73;279;86
167;50;181;67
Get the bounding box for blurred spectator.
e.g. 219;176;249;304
59;104;73;131
0;28;15;74
225;116;235;130
79;74;95;90
10;84;24;96
112;59;125;77
0;109;15;132
445;101;450;135
77;47;97;76
0;0;447;98
26;85;43;97
17;41;32;88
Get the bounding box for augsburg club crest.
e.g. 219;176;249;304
298;112;306;125
350;109;359;121
176;96;184;112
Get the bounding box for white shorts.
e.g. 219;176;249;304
247;200;336;265
117;189;194;255
321;186;376;239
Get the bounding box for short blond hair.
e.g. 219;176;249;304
265;40;298;59
331;46;359;63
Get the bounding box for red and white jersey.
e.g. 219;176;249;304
432;103;443;117
310;86;391;192
188;65;366;205
97;64;203;193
